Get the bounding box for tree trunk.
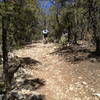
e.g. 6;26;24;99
80;32;83;40
87;0;100;53
68;27;71;42
55;13;62;40
2;16;9;100
55;7;63;40
80;28;84;40
73;33;77;44
96;37;100;54
68;33;70;42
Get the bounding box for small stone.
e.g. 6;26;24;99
11;91;25;100
90;88;95;92
90;58;96;63
93;93;100;97
69;86;74;91
16;78;24;83
82;82;87;85
78;77;82;79
8;52;15;59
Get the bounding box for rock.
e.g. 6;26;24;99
78;77;83;79
90;58;96;63
93;93;100;100
82;82;87;85
67;43;70;46
8;52;15;59
69;86;74;91
30;95;44;100
93;93;100;98
17;94;25;100
0;94;4;100
10;91;25;100
16;78;24;83
75;82;83;89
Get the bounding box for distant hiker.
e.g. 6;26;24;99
42;29;49;43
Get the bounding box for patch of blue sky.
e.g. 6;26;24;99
38;0;53;14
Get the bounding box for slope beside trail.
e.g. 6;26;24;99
14;42;100;100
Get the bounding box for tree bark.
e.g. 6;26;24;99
67;27;71;42
96;37;100;54
2;15;9;100
87;0;100;53
55;13;62;40
73;33;78;44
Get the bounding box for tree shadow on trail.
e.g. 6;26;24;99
30;94;45;100
26;45;37;48
7;57;42;81
88;51;100;61
10;93;45;100
51;45;100;63
20;57;42;67
22;78;45;90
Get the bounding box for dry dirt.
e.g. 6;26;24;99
14;42;100;100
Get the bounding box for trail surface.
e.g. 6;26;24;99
14;42;100;100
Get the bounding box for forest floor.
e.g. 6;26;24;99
12;41;100;100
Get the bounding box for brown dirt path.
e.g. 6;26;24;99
14;42;100;100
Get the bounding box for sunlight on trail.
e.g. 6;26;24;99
13;42;100;100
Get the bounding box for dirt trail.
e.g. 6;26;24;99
14;42;100;100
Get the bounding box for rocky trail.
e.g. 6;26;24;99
12;42;100;100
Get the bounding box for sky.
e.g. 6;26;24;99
0;0;74;14
0;0;53;14
38;0;75;14
38;0;53;14
38;0;53;9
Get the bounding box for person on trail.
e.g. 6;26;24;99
42;29;49;43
